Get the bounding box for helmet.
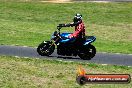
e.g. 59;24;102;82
73;13;82;23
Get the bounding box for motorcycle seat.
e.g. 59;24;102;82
84;36;96;45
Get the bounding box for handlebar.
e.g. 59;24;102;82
57;26;62;31
57;24;65;31
59;24;65;27
57;23;70;30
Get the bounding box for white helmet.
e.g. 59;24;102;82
73;13;82;23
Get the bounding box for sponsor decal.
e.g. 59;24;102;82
76;66;131;85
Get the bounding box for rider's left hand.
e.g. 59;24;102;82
65;24;71;27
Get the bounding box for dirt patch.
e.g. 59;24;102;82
40;0;110;3
128;35;132;41
40;0;73;3
89;1;110;3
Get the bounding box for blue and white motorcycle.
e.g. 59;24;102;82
37;24;96;60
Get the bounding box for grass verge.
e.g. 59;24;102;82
0;55;132;88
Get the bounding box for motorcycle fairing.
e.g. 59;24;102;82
60;33;72;38
59;33;75;43
84;36;96;45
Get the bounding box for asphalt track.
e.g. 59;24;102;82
0;45;132;66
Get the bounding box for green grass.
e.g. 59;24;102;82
0;1;132;88
0;55;132;88
0;1;132;53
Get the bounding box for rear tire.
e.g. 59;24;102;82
78;44;96;60
37;41;55;56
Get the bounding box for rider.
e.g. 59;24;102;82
59;13;85;43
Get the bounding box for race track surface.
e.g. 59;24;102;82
0;45;132;66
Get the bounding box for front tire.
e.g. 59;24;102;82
37;41;55;56
78;44;96;60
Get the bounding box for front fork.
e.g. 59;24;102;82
43;40;55;53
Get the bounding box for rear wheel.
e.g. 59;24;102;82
37;41;55;56
78;44;96;60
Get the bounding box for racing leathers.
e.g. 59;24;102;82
63;20;85;43
68;20;85;39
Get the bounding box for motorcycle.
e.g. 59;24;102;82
37;24;96;60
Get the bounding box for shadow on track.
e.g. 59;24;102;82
48;55;81;60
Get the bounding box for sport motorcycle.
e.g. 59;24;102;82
37;24;96;60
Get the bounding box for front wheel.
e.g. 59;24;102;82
37;41;55;56
78;44;96;60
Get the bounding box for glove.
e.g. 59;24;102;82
59;24;65;27
65;24;71;27
70;24;74;27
